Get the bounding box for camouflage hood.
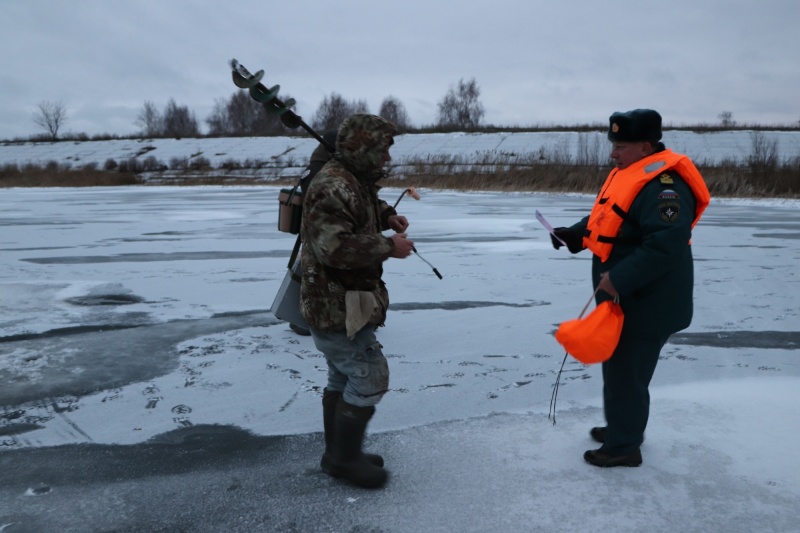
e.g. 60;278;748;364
335;114;398;183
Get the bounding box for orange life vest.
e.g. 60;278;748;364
584;149;711;262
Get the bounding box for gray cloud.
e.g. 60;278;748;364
1;0;798;139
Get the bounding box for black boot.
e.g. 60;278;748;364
329;400;388;488
590;426;607;443
321;390;383;478
584;448;642;467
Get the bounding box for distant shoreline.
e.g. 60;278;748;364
3;131;799;198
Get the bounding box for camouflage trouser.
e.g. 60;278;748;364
309;325;389;408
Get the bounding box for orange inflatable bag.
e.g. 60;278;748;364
555;300;624;364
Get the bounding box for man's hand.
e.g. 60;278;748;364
551;227;584;254
389;233;414;258
388;215;409;233
598;272;618;298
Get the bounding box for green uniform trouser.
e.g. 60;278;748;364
601;334;669;455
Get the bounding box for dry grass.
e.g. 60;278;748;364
1;162;139;187
386;162;800;198
3;159;798;198
381;163;609;194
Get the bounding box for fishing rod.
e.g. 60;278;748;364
393;188;443;280
548;287;599;424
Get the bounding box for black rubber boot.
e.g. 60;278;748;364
329;400;388;488
321;390;383;478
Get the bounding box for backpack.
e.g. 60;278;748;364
277;130;337;235
280;130;337;268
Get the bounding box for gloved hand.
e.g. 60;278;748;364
551;227;584;254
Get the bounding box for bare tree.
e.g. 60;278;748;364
162;99;200;138
748;131;779;170
205;98;232;136
33;100;68;140
436;78;485;130
207;91;295;136
228;91;261;134
312;93;351;131
207;92;256;136
378;96;410;130
135;101;163;137
312;93;371;131
351;99;370;115
718;111;736;128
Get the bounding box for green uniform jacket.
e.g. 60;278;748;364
571;170;698;338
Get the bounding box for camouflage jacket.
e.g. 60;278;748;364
299;115;398;332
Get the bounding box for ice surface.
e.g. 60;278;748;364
1;186;798;532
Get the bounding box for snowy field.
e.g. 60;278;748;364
2;130;800;180
1;186;799;532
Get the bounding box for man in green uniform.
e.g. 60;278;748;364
300;114;414;487
551;109;710;467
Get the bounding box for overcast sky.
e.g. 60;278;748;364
2;0;799;140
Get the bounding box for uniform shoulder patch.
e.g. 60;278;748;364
658;189;680;201
659;202;680;223
659;173;674;185
658;187;680;222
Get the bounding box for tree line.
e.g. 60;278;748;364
29;81;799;143
30;78;486;141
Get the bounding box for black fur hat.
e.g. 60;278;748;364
608;109;662;143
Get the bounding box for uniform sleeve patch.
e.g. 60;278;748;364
659;202;680;223
659;173;674;185
658;189;679;200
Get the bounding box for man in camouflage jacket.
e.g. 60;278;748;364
300;114;414;488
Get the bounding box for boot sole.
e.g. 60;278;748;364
323;460;388;488
583;449;642;467
321;453;384;478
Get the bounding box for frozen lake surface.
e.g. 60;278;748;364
1;186;798;532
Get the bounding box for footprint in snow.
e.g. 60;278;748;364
145;397;162;409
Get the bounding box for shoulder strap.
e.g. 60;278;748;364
281;177;303;206
287;233;302;269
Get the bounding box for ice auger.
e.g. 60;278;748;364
229;58;335;153
229;59;442;280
